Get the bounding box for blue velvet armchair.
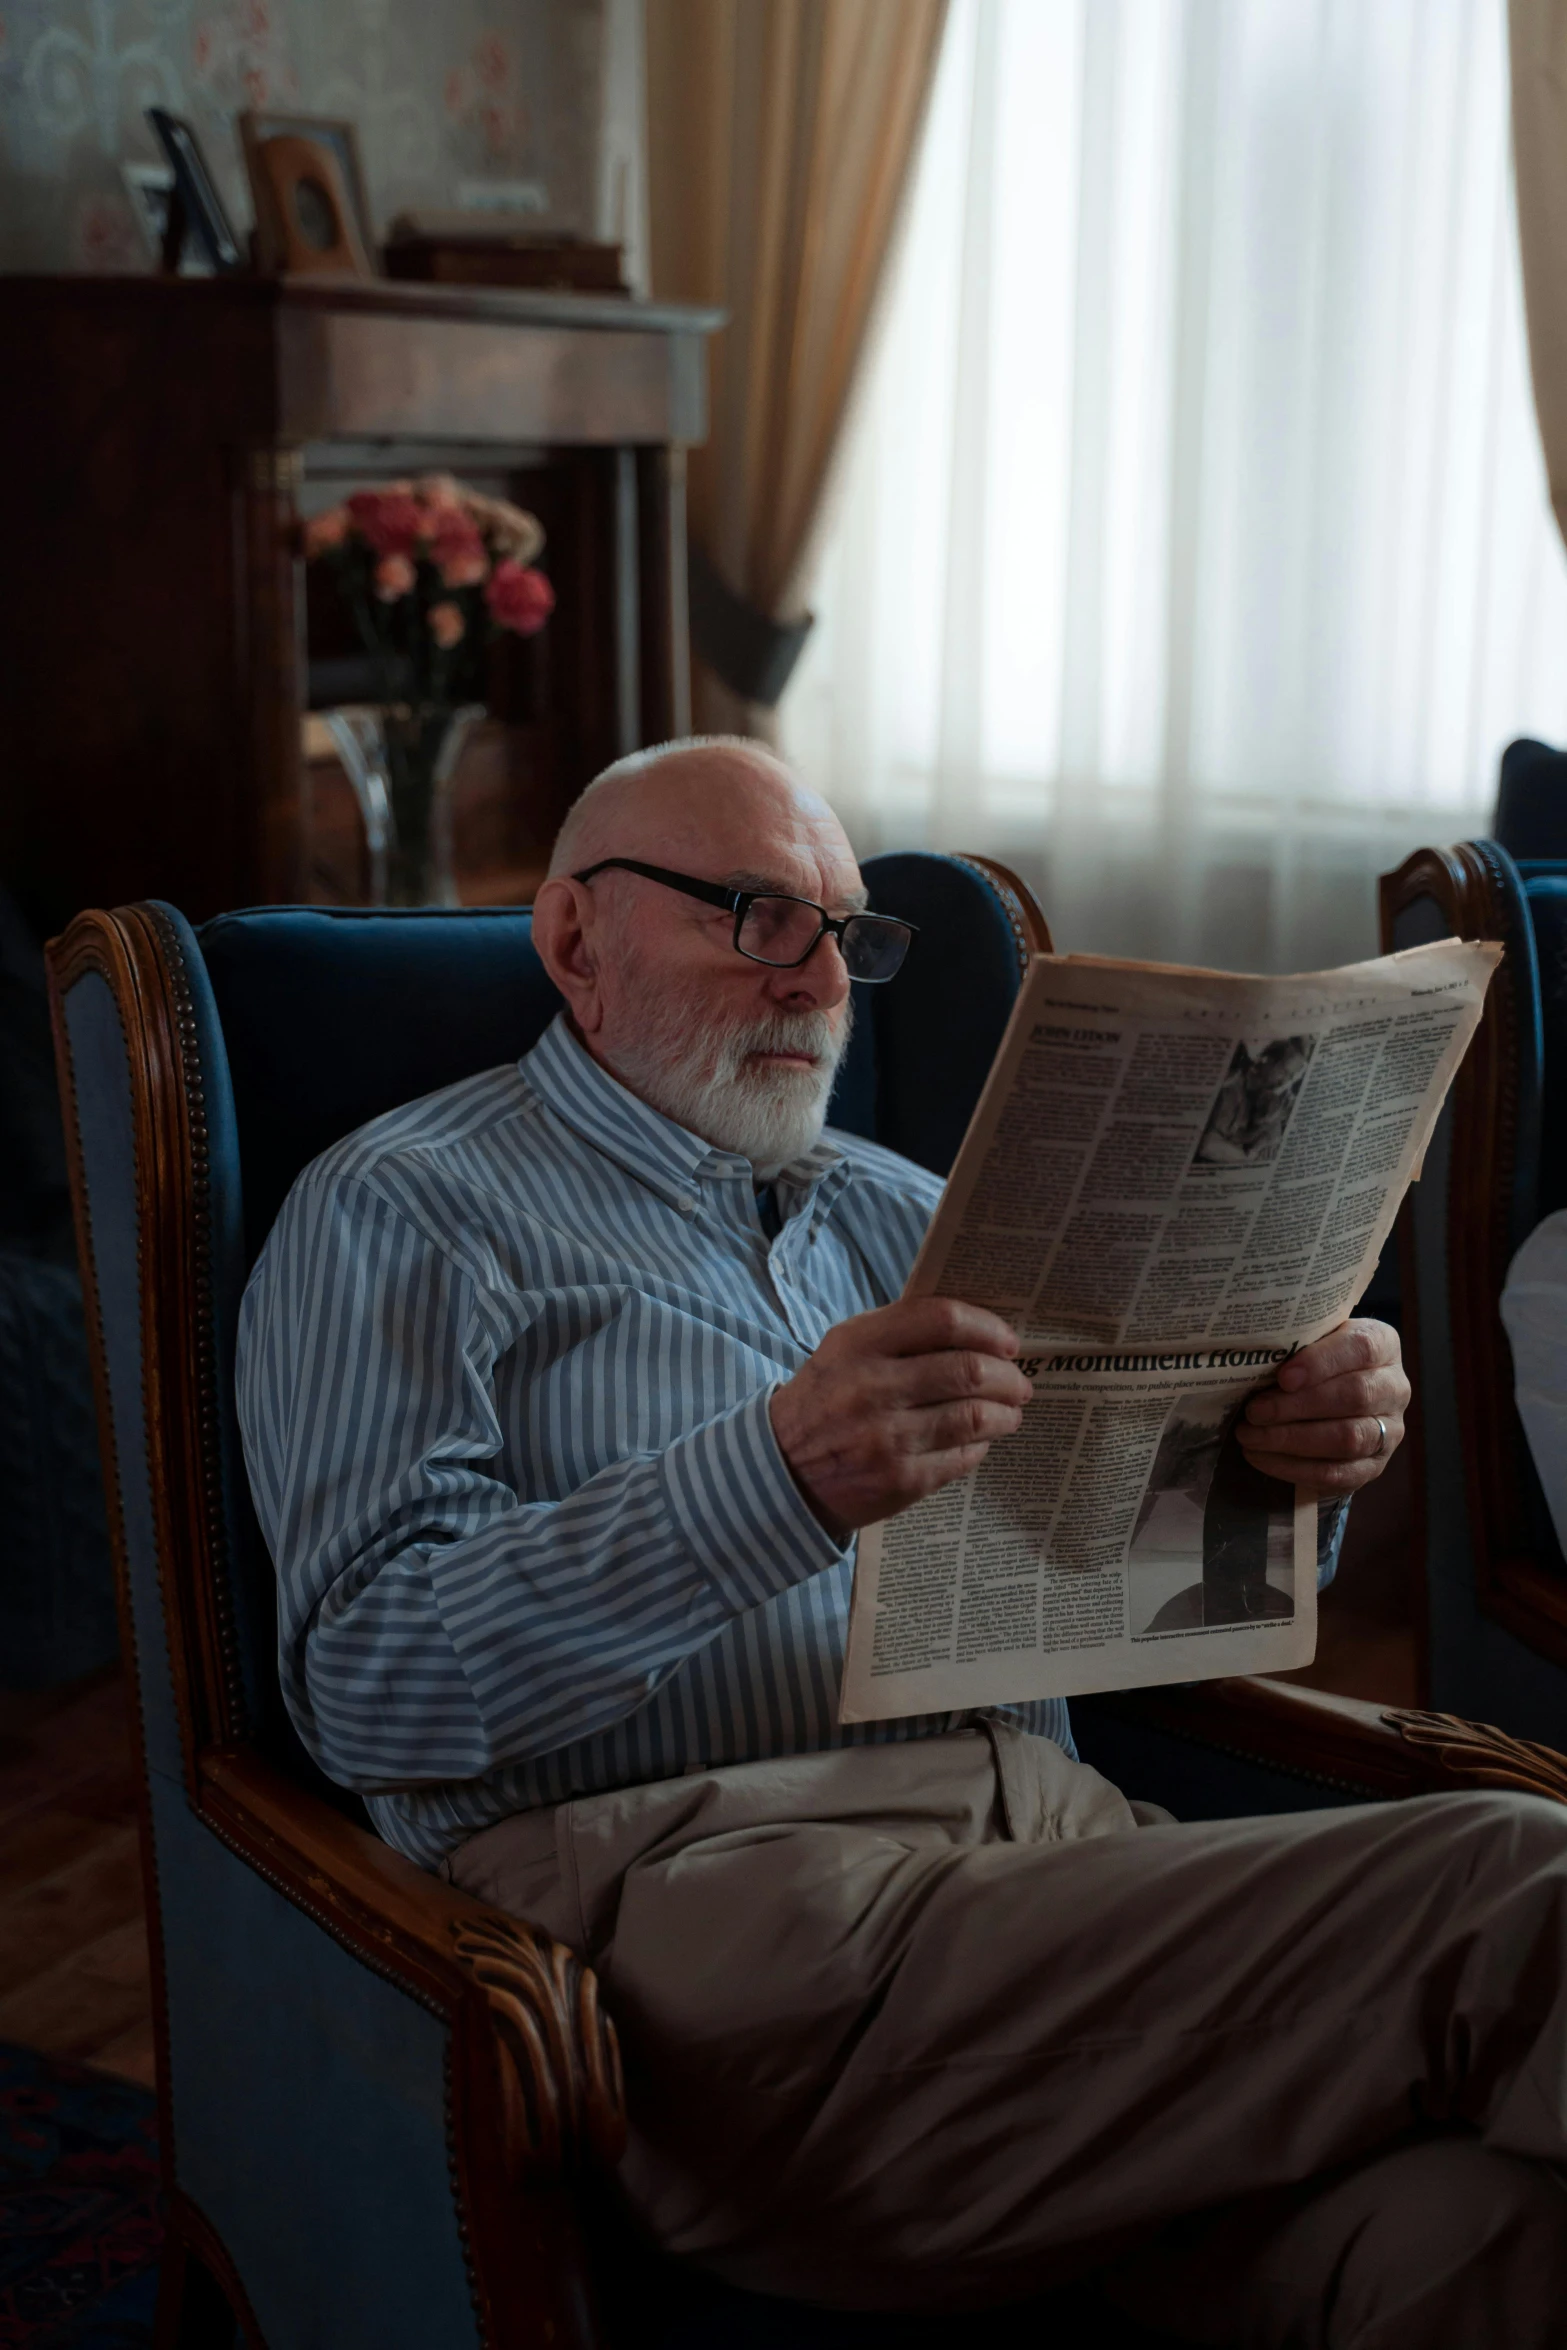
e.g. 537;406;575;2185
49;853;1567;2350
1381;837;1567;1744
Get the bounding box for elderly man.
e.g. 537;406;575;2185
239;739;1567;2345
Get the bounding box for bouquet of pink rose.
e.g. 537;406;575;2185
302;473;554;703
301;474;555;902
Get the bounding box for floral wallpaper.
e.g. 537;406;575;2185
0;0;621;272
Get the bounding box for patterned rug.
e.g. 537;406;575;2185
0;2044;159;2348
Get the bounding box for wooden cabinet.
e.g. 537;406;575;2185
0;276;720;927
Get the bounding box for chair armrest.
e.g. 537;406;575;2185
1095;1676;1567;1805
198;1745;626;2183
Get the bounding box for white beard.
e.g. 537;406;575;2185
604;980;850;1173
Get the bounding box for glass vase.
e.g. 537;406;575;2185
322;703;486;907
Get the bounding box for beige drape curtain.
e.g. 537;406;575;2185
1512;0;1567;546
645;0;948;733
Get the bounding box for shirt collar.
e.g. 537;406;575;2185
521;1011;846;1211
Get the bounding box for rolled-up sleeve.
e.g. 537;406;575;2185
1317;1493;1351;1589
237;1174;848;1792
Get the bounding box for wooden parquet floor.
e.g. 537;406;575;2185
0;1671;154;2088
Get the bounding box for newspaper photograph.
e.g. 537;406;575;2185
839;938;1500;1722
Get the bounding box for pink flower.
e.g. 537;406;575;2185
347;490;427;557
374;553;417;601
302;506;349;555
485;561;555;635
429;600;466;650
430;517;487;589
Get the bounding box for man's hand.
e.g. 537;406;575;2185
1238;1317;1409;1493
770;1297;1031;1541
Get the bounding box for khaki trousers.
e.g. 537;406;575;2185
444;1725;1567;2344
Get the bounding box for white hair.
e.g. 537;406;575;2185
601;968;849;1174
546;735;793;878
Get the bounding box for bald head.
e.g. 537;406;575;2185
532;737;863;1168
547;736;848;885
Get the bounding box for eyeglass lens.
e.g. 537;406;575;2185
736;897;911;981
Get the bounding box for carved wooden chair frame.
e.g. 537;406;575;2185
50;905;624;2349
47;875;1567;2348
1380;841;1567;1674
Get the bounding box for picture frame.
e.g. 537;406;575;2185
240;111;376;274
120;161;186;268
145;107;246;274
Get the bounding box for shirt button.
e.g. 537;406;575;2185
677;1195;697;1216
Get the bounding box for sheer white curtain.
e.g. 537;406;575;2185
782;0;1567;971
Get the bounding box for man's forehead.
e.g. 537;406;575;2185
723;864;869;910
595;756;860;891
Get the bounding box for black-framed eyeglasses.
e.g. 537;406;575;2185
572;858;917;983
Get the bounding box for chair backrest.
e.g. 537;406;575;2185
51;853;1048;1795
1380;838;1567;1738
1494;736;1567;863
202;851;1043;1264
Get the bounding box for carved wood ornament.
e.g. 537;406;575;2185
47;903;627;2350
1384;1709;1567;1805
451;1916;627;2179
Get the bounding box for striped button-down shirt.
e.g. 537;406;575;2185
237;1012;1079;1865
239;1012;1345;1868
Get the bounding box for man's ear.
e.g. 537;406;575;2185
532;877;607;1036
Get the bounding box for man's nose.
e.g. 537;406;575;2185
765;929;851;1010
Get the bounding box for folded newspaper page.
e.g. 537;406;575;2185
839;938;1499;1722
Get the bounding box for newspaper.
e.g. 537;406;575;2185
840;939;1499;1723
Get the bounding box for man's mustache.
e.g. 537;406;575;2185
719;1006;849;1077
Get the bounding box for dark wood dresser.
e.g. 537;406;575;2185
0;276;721;925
